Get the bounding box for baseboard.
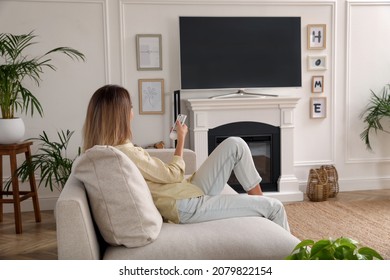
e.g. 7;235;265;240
339;177;390;192
298;177;390;194
2;196;58;213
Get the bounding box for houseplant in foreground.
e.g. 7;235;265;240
5;129;80;192
0;31;85;143
360;83;390;150
285;237;383;260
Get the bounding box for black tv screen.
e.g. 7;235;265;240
179;16;302;90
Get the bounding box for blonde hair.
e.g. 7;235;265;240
82;85;133;151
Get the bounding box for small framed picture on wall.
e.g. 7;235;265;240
311;76;324;93
307;24;326;50
308;55;327;71
136;34;162;70
138;79;165;114
310;97;327;119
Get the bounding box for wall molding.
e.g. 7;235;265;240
3;0;111;84
345;1;390;164
294;159;334;167
120;0;336;6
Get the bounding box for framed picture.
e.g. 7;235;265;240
310;97;327;119
311;76;324;93
307;24;326;50
136;34;162;70
308;55;327;71
138;79;165;114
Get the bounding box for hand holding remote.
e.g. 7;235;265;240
170;114;187;140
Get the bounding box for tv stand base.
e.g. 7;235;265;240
210;89;278;99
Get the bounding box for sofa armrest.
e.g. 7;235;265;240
146;148;196;175
56;175;101;260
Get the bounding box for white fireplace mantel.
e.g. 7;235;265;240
186;96;303;202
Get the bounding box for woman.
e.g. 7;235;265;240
82;84;290;231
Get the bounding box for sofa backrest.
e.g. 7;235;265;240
147;148;197;175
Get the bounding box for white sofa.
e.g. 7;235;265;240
55;148;299;260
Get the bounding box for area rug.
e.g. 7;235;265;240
284;200;390;259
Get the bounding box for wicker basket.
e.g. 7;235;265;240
307;167;330;202
321;165;339;198
306;165;339;202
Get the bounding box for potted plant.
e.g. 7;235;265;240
285;237;383;260
360;83;390;150
5;129;79;192
0;31;85;144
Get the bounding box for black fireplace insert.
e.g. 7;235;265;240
208;121;280;192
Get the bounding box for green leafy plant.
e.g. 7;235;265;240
286;237;383;260
6;129;79;192
0;31;85;119
360;83;390;150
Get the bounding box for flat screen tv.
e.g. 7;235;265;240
179;16;302;91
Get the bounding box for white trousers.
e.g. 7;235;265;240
177;137;290;231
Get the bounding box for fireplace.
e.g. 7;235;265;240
208;121;280;192
186;96;303;202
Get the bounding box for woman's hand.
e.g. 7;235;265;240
174;121;188;157
176;121;188;142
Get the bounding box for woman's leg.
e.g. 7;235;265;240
177;194;290;231
190;137;262;195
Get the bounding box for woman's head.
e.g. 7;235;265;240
82;84;133;151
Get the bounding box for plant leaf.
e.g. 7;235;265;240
0;31;85;118
360;84;390;150
358;247;384;260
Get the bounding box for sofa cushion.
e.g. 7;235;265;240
104;217;300;260
73;145;163;248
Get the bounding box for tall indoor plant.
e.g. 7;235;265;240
360;83;390;150
0;31;85;143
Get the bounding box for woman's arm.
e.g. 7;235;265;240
116;121;188;184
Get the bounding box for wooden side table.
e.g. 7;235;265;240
0;141;41;234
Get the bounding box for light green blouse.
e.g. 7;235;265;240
115;142;203;223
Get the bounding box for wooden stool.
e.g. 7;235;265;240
0;141;41;234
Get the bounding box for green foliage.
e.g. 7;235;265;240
5;129;79;192
0;31;85;119
285;237;384;260
360;83;390;151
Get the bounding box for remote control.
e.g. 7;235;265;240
169;114;187;140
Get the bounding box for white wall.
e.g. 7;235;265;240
1;0;389;211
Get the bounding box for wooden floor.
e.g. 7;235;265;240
1;189;390;260
0;210;57;260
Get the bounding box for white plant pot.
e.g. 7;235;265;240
0;118;26;144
